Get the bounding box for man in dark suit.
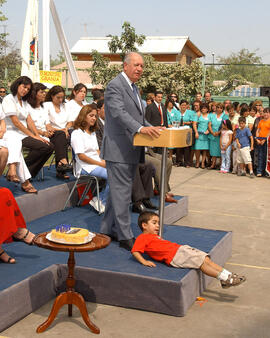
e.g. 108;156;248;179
100;52;162;251
132;162;157;213
145;91;168;128
145;91;168;154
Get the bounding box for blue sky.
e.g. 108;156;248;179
2;0;270;63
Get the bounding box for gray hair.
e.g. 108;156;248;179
123;52;144;65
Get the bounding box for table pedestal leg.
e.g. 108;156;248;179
36;251;100;334
36;291;100;334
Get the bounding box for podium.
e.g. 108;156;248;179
134;128;192;237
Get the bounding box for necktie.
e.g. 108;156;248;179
158;104;164;125
131;83;137;97
131;83;141;110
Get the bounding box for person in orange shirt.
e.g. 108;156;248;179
256;108;270;177
131;211;246;289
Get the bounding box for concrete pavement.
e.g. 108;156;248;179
2;166;270;338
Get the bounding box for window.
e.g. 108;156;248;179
186;56;192;65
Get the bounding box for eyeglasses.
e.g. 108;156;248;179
0;91;6;93
170;95;177;98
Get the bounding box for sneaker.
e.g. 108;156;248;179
241;172;246;176
219;170;225;173
257;173;262;177
89;197;105;213
231;170;236;174
220;273;246;289
250;172;255;178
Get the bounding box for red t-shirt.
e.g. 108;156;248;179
131;233;180;265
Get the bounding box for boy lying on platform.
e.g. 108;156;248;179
131;211;246;289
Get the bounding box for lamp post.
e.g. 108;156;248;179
212;52;215;65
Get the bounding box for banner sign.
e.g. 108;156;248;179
40;70;62;86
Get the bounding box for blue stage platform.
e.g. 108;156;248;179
0;205;232;332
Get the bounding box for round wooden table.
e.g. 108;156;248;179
34;232;111;334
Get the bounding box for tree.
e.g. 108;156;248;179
0;0;22;87
0;45;21;87
0;0;7;55
88;50;121;87
206;48;270;90
88;22;207;98
107;22;145;61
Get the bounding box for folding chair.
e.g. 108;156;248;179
62;150;101;213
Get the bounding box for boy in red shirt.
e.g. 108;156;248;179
256;108;270;177
132;211;246;289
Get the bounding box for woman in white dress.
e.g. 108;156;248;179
71;104;109;213
66;83;88;128
2;76;53;193
44;85;70;136
28;83;71;179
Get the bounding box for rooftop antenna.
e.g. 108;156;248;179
81;23;88;36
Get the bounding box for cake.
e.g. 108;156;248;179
50;225;92;244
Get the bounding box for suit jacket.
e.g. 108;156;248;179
145;102;168;127
100;73;151;164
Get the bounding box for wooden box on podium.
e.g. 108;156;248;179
133;128;192;148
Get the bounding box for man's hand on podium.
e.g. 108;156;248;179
140;126;166;138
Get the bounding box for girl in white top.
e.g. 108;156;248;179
2;76;51;193
44;85;70;135
71;104;109;213
66;83;88;127
0;104;8;175
219;119;233;173
28;83;71;179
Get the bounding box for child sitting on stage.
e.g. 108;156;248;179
131;211;246;289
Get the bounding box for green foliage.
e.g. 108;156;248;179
0;44;21;88
50;51;65;67
0;1;21;87
88;51;206;98
88;50;121;87
215;48;262;83
206;48;270;91
88;22;208;98
107;22;145;61
0;0;7;56
138;55;204;99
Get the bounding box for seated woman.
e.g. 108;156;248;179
0;187;35;264
28;83;71;180
44;85;70;137
71;104;109;213
2;76;54;193
66;83;88;129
